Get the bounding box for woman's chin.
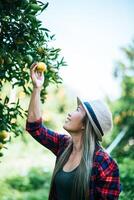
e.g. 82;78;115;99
63;123;67;130
63;123;69;131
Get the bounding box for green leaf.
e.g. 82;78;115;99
30;4;41;11
41;2;49;12
45;32;49;38
4;96;9;105
40;28;50;32
50;34;55;40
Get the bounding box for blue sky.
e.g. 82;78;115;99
39;0;134;101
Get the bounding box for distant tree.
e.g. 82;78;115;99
111;39;134;159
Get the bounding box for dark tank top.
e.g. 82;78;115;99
54;166;78;200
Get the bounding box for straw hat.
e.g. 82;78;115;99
77;97;113;141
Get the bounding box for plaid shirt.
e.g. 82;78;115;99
26;117;121;200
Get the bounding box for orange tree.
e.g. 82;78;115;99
0;0;66;157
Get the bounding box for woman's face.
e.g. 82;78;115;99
63;104;86;134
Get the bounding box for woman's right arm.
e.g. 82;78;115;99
26;63;71;156
27;87;42;122
27;63;43;122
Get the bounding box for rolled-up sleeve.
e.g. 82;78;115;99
25;118;71;156
95;152;121;199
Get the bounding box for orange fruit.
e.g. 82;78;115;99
36;62;47;73
15;39;25;45
0;130;9;141
114;116;121;125
18;91;26;99
37;47;45;54
0;143;4;150
0;57;4;65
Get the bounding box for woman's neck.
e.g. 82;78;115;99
72;134;82;153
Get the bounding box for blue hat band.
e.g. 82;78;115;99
84;102;104;136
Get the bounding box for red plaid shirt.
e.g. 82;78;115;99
26;117;121;200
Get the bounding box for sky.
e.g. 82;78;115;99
39;0;134;101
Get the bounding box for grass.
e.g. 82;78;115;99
0;131;56;200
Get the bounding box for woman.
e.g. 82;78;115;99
26;63;121;200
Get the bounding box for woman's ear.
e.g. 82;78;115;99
81;114;87;130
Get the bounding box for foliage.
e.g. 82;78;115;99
119;158;134;200
6;175;32;191
0;167;51;200
111;40;134;159
6;167;51;191
108;39;134;199
0;0;67;157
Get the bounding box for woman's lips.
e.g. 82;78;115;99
65;117;71;123
67;117;71;121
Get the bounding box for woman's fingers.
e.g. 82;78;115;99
30;62;44;84
30;62;38;71
30;63;38;78
37;72;43;80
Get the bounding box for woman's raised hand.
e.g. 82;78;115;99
30;63;45;89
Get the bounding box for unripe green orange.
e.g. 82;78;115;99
37;47;45;54
4;56;12;64
24;55;33;64
0;130;9;141
15;39;25;45
36;62;47;73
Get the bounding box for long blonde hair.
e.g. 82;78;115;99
48;115;96;200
